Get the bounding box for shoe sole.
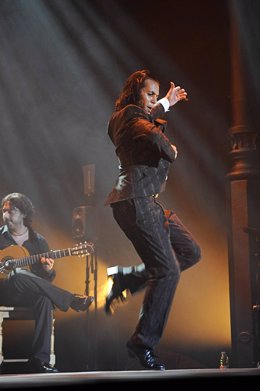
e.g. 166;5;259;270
107;265;133;276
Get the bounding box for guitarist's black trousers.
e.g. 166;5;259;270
1;269;75;363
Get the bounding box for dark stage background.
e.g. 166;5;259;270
0;0;259;372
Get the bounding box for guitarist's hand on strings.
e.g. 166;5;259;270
40;257;54;272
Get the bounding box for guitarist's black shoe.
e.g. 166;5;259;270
70;294;94;312
28;358;59;373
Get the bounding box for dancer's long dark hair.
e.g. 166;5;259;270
115;69;159;111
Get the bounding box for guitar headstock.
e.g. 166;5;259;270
71;241;95;257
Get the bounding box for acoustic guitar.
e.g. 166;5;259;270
0;242;95;278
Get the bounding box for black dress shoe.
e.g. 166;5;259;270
127;340;165;370
70;294;94;312
104;271;128;315
28;358;59;373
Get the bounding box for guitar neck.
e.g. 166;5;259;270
14;248;72;268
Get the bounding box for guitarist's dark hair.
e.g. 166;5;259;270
1;192;35;227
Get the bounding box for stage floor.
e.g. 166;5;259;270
0;368;259;389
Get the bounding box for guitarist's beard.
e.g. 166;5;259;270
4;220;23;234
4;220;15;231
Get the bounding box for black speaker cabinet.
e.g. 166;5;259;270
72;206;96;242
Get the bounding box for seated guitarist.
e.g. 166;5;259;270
0;192;94;373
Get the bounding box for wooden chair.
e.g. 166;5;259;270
0;306;55;366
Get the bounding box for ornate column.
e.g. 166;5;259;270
227;0;260;368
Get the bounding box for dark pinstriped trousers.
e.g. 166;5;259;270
112;197;201;349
